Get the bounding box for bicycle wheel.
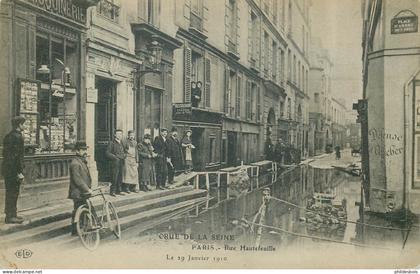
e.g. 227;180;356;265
75;207;100;251
105;201;121;239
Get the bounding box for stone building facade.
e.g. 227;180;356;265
361;0;420;214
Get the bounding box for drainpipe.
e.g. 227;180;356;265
403;68;420;211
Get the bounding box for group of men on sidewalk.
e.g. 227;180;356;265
1;116;194;236
105;127;192;195
264;136;301;165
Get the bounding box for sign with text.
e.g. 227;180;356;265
20;0;88;24
173;103;192;121
391;15;418;34
86;88;98;103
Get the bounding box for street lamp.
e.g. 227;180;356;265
133;37;163;137
138;37;163;76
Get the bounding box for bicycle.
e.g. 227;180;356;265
75;187;121;251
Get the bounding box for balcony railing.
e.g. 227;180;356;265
97;0;120;23
190;12;203;31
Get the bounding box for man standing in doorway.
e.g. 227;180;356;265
153;128;169;190
68;141;92;236
2;116;26;224
106;129;126;196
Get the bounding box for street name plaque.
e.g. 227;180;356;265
391;15;418;34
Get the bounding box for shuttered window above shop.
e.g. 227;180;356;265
184;46;192;103
204;57;211;108
235;76;241;118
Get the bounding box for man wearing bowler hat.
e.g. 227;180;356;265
68;141;92;236
2;116;26;224
106;129;126;196
153;128;169;190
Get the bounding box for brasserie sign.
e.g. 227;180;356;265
21;0;87;24
173;103;192;121
391;15;418;34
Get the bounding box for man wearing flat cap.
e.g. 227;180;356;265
68;141;92;236
2;116;26;224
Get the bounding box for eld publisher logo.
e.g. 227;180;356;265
15;249;33;259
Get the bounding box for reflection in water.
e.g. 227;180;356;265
136;164;419;252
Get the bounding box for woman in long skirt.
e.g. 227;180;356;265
138;134;156;191
181;129;195;173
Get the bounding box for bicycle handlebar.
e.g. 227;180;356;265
90;186;107;192
82;186;107;199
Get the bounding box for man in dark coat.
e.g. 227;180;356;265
191;81;202;107
153;128;169;190
166;127;185;184
2;116;26;224
68;141;92;236
106;129;126;196
264;136;274;161
274;138;284;164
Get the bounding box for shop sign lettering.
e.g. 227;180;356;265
369;144;403;157
21;0;87;24
368;128;402;142
173;103;192;121
52;89;64;97
391;15;418;34
368;128;404;157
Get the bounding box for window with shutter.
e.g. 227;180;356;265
246;81;251;120
236;75;241;118
184;47;192;103
204;57;211;108
224;68;230;113
256;85;261;122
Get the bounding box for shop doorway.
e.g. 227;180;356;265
191;127;204;170
227;131;237;166
95;78;117;182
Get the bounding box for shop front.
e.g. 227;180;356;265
173;104;223;170
0;0;98;212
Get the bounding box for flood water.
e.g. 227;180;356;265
131;163;420;255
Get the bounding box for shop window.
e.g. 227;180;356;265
221;138;227;164
209;136;216;163
34;34;78;153
144;88;161;138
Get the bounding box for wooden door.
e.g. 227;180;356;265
95;78;116;182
